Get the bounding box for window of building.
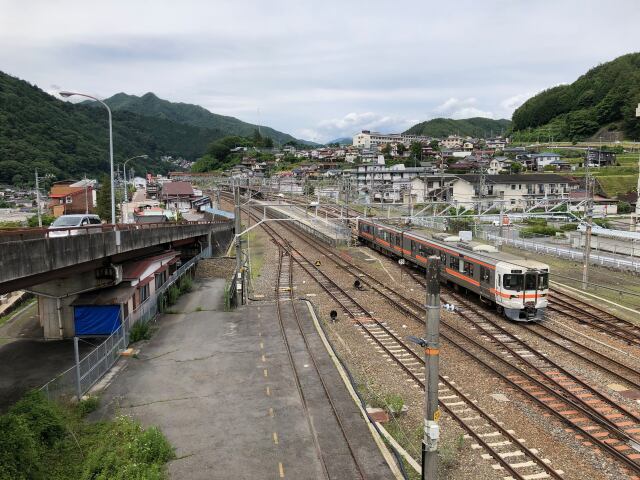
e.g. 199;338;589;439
65;195;73;204
511;184;516;190
139;283;150;304
155;271;166;290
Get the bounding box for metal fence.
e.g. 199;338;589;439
479;231;640;273
40;246;212;402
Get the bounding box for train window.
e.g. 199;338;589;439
411;241;417;253
525;273;538;291
464;262;474;277
440;252;446;264
481;267;490;283
395;235;401;246
539;273;549;289
503;274;523;291
449;257;459;269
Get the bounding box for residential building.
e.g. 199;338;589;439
352;130;431;149
440;135;465;149
48;180;96;217
404;175;459;204
586;148;616;167
343;164;432;202
528;152;561;171
449;174;577;210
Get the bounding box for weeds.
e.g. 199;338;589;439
385;394;404;414
77;396;100;417
166;286;180;306
129;321;152;343
178;276;193;294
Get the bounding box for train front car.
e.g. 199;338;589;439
494;260;549;321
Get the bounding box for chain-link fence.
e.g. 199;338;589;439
40;246;212;403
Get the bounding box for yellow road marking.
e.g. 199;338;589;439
273;432;279;444
279;462;284;478
263;369;268;378
260;342;264;349
266;386;271;396
262;354;266;362
269;407;274;417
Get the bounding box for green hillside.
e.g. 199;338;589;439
92;92;309;146
404;117;511;138
511;52;640;142
0;71;226;186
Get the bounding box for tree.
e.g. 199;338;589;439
396;143;407;156
410;142;422;159
381;144;392;156
511;162;523;174
617;201;632;214
428;140;440;150
95;175;120;221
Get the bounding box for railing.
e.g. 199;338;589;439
40;246;212;403
0;219;230;242
479;231;640;273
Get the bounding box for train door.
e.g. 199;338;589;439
523;271;539;317
479;266;492;301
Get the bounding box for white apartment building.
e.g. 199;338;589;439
352;130;431;149
449;174;576;210
440;135;465;149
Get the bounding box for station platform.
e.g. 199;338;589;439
92;278;398;479
257;200;352;246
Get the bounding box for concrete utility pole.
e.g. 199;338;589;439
423;256;441;479
234;181;243;302
634;104;640;231
35;169;42;227
582;160;594;290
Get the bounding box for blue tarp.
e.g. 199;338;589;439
74;305;121;336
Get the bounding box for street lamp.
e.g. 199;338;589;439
121;155;148;223
59;91;115;224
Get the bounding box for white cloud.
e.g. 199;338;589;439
500;93;535;114
433;97;493;119
298;112;417;143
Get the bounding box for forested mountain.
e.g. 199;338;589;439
0;71;226;185
89;92;308;146
511;52;640;141
404;117;511;138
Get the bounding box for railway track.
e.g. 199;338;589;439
275;247;367;479
258;213;640;475
247;206;565;480
548;290;640;347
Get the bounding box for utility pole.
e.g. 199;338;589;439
84;174;89;214
234;180;243;303
582;158;593;290
423;257;441;479
35;169;42;227
634;104;640;231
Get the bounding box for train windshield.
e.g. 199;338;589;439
503;274;523;291
538;273;549;290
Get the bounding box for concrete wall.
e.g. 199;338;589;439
0;222;233;293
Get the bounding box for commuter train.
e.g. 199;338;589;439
358;219;549;321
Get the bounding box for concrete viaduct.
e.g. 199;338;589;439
0;221;234;338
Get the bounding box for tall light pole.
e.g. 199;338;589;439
59;91;115;224
121;155;148;223
635;104;640;231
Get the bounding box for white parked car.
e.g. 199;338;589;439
48;214;102;237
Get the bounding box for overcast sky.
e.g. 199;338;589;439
1;0;638;142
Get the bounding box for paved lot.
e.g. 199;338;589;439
93;278;395;479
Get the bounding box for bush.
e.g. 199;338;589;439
77;396;100;417
9;391;66;446
81;416;174;480
618;201;632;214
27;214;55;227
178;275;193;294
0;413;43;480
559;223;578;231
525;217;547;226
129;321;152;343
593;218;611;228
520;225;560;238
166;286;180;306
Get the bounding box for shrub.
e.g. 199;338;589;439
593;218;611;228
559;223;578;231
525;217;547;226
9;391;65;446
27;214;55;227
81;416;174;480
520;225;560;238
77;396;100;417
178;275;193;294
618;201;632;214
129;321;152;343
166;285;180;306
0;413;43;480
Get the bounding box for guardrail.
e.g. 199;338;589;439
480;231;640;273
40;246;212;403
0;219;230;242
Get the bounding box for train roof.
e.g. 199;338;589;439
403;228;549;270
